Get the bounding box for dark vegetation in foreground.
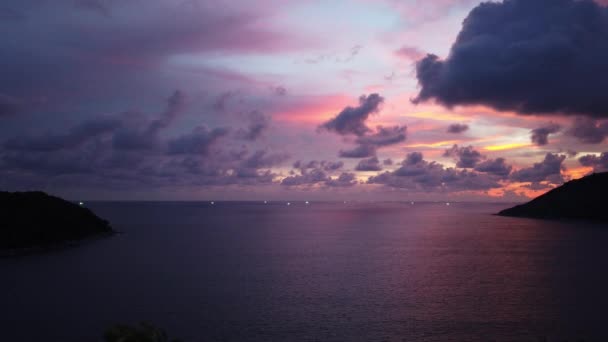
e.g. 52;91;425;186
0;191;113;251
498;172;608;221
104;322;182;342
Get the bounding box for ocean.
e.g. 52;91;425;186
2;201;608;341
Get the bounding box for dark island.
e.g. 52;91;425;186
498;172;608;221
0;191;113;252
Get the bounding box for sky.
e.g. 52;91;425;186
2;0;608;201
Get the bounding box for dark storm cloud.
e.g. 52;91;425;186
579;152;608;172
319;94;384;136
510;153;566;183
447;123;469;134
413;0;608;118
531;123;561;146
355;156;382;171
368;152;501;191
566;117;608;144
473;158;512;178
443;145;484;168
383;158;393;166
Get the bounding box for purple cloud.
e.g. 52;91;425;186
413;0;608;118
531;123;561;146
510;153;566;183
579;152;608;172
567;117;608;144
356;156;382;171
443;145;484;168
319;94;384;136
473;158;512;178
368;152;501;191
447;123;469;134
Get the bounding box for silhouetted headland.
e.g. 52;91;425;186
498;172;608;221
0;191;113;254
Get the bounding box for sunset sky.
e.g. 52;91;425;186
2;0;608;201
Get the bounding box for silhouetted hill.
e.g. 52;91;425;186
0;191;113;250
498;172;608;221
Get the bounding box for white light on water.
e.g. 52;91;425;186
305;201;309;205
287;202;291;206
79;202;84;206
211;201;215;205
411;201;414;205
446;202;450;206
264;200;268;204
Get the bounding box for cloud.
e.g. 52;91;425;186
113;90;185;151
281;168;328;186
531;123;561;146
395;46;425;61
0;7;25;22
579;152;608;172
281;159;354;187
443;144;484;168
0;90;287;190
4;117;122;152
355;125;407;146
0;93;21;116
356;156;382;171
413;0;608;118
338;124;407;159
293;160;343;172
325;172;357;187
73;0;111;17
167;126;229;155
368;152;501;191
234;149;290;177
446;123;469;134
510;153;566;183
339;144;377;158
319;93;384;136
473;158;512;178
566;117;608;144
273;86;287;96
236;111;270;141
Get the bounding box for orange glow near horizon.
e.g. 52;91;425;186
564;166;593;180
